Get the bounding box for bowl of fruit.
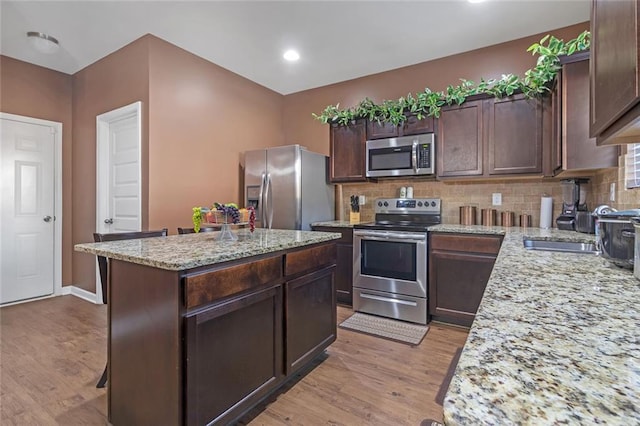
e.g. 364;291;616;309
192;203;255;238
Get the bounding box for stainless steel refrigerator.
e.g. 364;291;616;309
244;145;334;230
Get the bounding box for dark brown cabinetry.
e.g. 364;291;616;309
486;94;543;175
366;115;436;140
310;226;353;306
590;0;640;145
329;119;367;183
285;266;336;374
552;53;619;175
437;95;548;179
107;242;337;426
429;233;502;327
437;100;484;177
185;285;283;425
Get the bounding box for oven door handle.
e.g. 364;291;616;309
354;232;426;242
359;293;418;306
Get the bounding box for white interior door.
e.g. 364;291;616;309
0;118;55;304
97;102;142;235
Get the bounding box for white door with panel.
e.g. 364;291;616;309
0;118;55;304
96;102;142;235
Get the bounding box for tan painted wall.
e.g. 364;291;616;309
282;22;590;155
0;56;74;285
146;36;284;232
71;36;151;292
592;148;640;210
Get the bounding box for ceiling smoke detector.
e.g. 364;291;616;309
27;31;60;54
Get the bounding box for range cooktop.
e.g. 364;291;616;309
353;198;442;232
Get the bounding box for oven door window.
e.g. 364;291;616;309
360;239;416;281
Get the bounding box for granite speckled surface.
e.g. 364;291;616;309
310;220;355;228
75;228;341;271
439;225;639;425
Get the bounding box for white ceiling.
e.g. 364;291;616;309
1;1;590;95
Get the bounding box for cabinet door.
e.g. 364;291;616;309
335;243;353;305
401;115;435;136
590;0;640;137
330;119;368;183
562;58;619;171
486;95;543;175
185;285;283;426
437;100;484;177
285;266;336;374
428;250;496;327
310;227;353;306
367;120;398;139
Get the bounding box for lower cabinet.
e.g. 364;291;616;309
185;285;284;426
429;233;502;327
285;266;337;374
311;226;353;306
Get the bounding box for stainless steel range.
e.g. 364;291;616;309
353;198;441;325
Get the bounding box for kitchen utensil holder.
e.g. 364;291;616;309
350;212;361;224
459;206;477;225
481;209;497;226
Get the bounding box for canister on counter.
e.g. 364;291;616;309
459;206;477;225
520;214;532;228
501;211;515;227
481;208;497;226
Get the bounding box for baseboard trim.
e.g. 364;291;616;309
62;286;99;304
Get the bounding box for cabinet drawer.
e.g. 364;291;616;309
311;226;353;244
184;255;283;309
285;243;336;277
430;233;502;255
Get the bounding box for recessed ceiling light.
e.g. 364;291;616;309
27;31;60;54
468;0;486;3
283;49;300;62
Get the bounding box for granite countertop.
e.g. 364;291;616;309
440;225;639;425
74;228;341;271
311;220;355;228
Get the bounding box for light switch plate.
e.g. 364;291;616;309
492;193;502;206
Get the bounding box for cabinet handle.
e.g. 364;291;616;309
360;293;417;306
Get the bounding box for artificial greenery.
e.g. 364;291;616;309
313;31;590;126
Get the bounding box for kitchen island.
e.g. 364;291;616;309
431;225;640;425
75;228;341;426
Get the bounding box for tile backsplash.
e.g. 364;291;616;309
339;150;638;226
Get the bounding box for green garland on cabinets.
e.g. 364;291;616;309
312;31;590;126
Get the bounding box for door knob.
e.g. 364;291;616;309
104;218;114;224
43;215;52;222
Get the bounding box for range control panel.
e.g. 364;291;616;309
374;198;441;214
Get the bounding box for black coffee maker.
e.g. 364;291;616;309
556;179;589;231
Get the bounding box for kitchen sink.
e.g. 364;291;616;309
523;239;598;254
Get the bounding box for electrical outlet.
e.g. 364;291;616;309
358;195;366;205
492;193;502;206
610;183;616;202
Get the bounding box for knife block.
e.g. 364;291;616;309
349;212;360;224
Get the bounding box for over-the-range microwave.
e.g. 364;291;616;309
366;133;435;178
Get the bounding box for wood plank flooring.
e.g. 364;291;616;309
0;296;468;425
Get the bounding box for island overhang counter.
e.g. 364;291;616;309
75;228;341;426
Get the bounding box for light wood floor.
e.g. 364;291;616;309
0;296;468;425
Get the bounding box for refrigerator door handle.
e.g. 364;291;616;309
258;172;266;226
265;173;273;229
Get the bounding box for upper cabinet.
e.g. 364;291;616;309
553;53;619;175
486;94;544;175
366;115;435;140
329;119;368;183
437;94;548;179
590;0;640;145
437;100;484;177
